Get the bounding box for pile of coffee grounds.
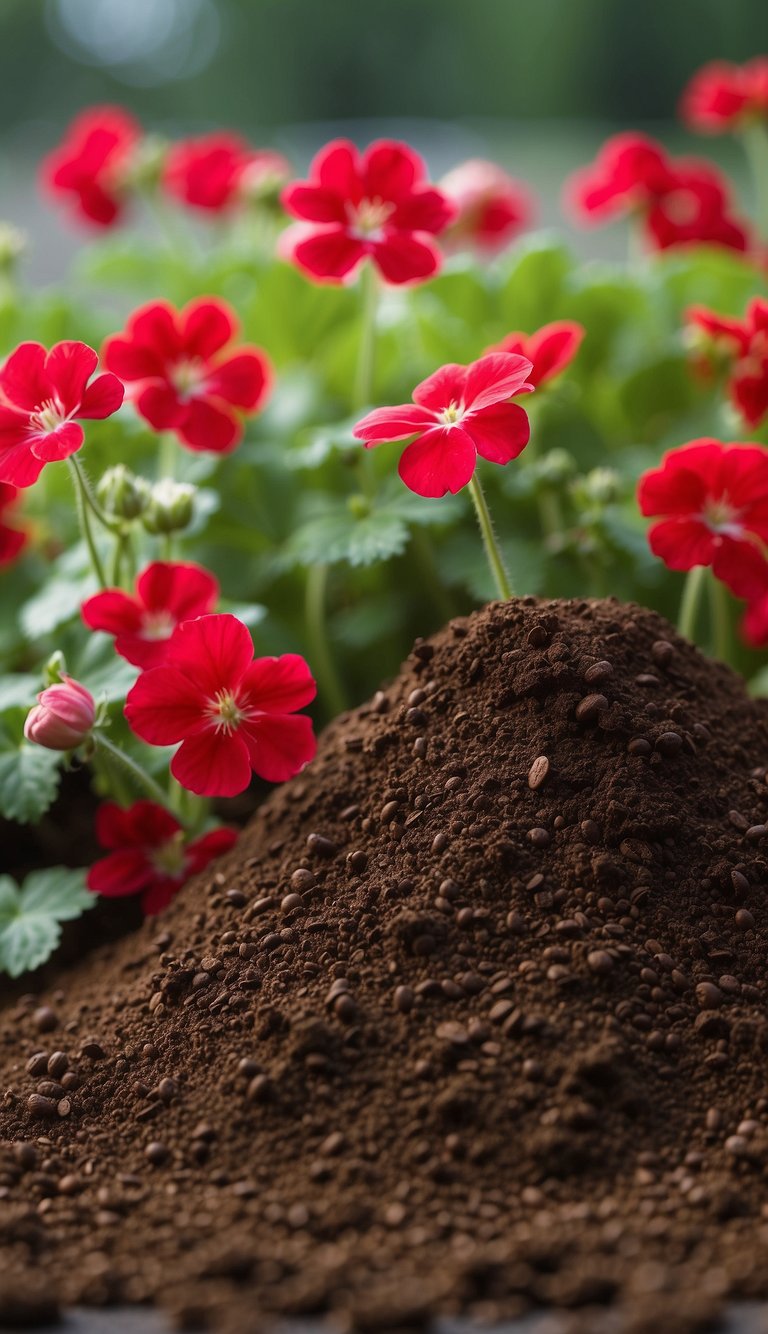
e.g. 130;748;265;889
3;597;768;1334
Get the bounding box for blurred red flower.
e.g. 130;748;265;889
687;297;768;427
82;561;219;669
125;614;316;798
0;340;124;488
102;298;271;454
638;440;768;590
87;801;238;916
353;352;533;498
680;58;768;133
281;138;455;284
41;106;141;228
164;132;290;213
439;159;535;253
565;132;749;253
490;321;585;388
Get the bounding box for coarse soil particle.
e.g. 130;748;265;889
3;597;768;1334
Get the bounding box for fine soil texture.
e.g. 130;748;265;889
2;598;768;1334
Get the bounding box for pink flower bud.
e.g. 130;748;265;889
24;676;95;751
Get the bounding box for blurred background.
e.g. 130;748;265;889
0;0;764;281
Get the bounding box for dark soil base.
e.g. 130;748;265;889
2;598;768;1334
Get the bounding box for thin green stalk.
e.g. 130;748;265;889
94;732;185;819
708;569;731;663
741;121;768;242
304;564;348;717
69;455;123;532
354;261;379;410
159;432;176;480
67;458;108;589
538;488;564;544
467;473;512;601
678;564;706;643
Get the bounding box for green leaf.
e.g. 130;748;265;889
0;674;39;712
0;868;92;978
284;504;411;568
0;740;61;824
21;570;96;640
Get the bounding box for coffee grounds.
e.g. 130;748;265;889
2;597;768;1334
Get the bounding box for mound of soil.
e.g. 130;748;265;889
3;597;768;1334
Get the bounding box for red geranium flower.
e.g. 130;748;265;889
281;138;455;285
164;132;290;213
40;105;141;228
565;132;749;253
638;439;768;590
353;352;533;498
687;298;768;427
439;159;535;253
490;321;585;389
125;614;316;798
87;800;238;916
82;561;219;669
680;58;768;134
0;341;124;488
102;298;271;454
0;484;27;568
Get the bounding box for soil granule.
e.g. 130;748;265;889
2;597;768;1334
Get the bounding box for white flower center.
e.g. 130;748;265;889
703;497;742;536
151;831;187;878
207;689;247;734
347;196;395;241
439;401;465;426
141;610;176;642
172;359;206;401
30;397;66;433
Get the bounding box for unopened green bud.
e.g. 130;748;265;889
582;467;620;506
347;493;370;520
142;479;195;535
535;448;577;487
97;465;150;520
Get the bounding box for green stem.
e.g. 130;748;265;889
69;455;123;532
354;261;379;410
94;732;185;819
159;432;176;481
67;458;108;589
538;488;564;544
740;122;768;242
467;473;512;601
708;569;731;663
678;564;706;643
304;564;348;717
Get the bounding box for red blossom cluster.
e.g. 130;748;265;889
439;159;535;253
163;133;290;214
638;440;768;648
565;132;750;253
686;297;768;428
680;58;768;134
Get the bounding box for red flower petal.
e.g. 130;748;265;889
179;397;241;453
138;561;219;621
463;352;534;410
638;440;725;517
136;383;185;432
315;140;361;198
0;343;49;410
362;140;421;201
398;425;476;498
186;826;239;874
182;298;237;360
647;518;717;570
87;849;154;897
82;588;143;638
353;403;435;443
464;402;530;465
125;667;207;746
524;321;585;386
164;613;255;698
389;187;455;234
413;364;467;411
240;654;316;714
291;227;366;281
30;421;84;463
205;350;271;411
78;372;125;420
281;183;348;224
242;712;317;783
372;232;440;284
172;728;253;798
44;341;98;415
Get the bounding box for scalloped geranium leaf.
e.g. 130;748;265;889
0;869;92;978
0;738;61;824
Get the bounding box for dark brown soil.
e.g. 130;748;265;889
3;597;768;1334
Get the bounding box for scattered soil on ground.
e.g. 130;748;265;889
3;597;768;1334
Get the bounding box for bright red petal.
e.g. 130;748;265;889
242;712;316;783
362;140;421;200
136;383;185;432
172;728;253;798
44;342;98;415
82;588;142;637
179;397;241;453
398;425;476;498
78;372;125;419
281;183;347;224
647;518;717;571
314;140;361;198
372;232;440;284
125;667;207;745
240;653;316;714
413;364;467;411
464;402;530;465
389;187;455;234
0;343;49;410
205;350;271;411
525;321;585;386
87;849;154;898
186;826;239;874
291;227;366;281
182;298;237;360
638;441;725;517
462;353;534;411
353;403;435;443
137;561;219;620
30;421;84;462
164;613;254;697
